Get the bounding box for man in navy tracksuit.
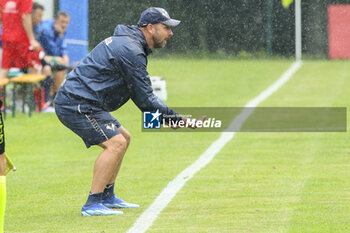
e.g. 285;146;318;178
55;7;200;216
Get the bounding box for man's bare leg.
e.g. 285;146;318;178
91;134;128;193
81;134;127;216
99;127;139;208
107;126;130;184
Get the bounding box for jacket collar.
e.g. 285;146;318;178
136;26;152;56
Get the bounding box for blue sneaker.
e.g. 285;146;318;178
81;202;124;216
102;196;140;208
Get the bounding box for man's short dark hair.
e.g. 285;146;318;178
33;2;44;11
55;11;70;19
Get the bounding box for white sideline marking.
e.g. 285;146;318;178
127;61;302;233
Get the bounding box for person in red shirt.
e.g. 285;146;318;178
0;0;41;81
0;1;40;230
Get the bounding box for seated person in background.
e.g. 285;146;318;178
36;11;70;101
31;2;51;76
31;2;54;112
32;3;71;74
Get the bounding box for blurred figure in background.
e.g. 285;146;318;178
0;0;41;81
0;25;2;67
0;0;39;229
36;11;70;104
31;2;51;76
32;2;43;36
31;2;55;112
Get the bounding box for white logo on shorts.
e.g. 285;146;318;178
105;123;116;131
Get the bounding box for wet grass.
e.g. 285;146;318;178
4;59;348;232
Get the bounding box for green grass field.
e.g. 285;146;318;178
4;59;350;232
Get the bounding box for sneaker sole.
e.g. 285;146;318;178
103;203;140;209
81;210;124;216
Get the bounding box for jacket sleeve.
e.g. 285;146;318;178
113;51;182;123
60;38;68;56
37;26;50;54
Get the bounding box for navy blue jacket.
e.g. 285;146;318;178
55;25;180;120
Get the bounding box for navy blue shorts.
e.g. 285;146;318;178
55;104;121;148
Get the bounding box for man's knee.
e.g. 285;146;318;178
104;135;128;154
118;126;131;146
123;131;131;146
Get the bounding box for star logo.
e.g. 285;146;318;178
143;110;162;129
150;109;162;122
